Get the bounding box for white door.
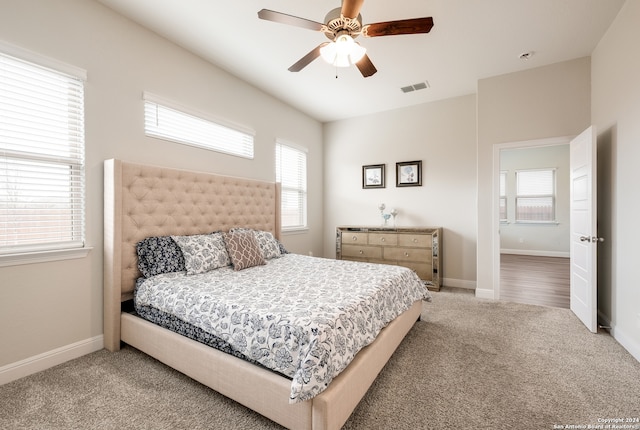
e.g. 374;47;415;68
569;126;599;333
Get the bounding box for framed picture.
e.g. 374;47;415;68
396;160;422;187
362;164;385;189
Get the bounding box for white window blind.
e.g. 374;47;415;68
516;169;555;222
143;93;254;159
0;50;85;254
275;141;307;230
499;171;507;221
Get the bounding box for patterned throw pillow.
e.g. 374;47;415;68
171;233;231;275
224;230;266;271
277;240;289;255
137;236;186;278
229;228;282;260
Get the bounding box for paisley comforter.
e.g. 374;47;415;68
134;253;430;403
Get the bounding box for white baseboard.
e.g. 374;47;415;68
0;335;104;386
501;249;570;258
597;311;640;363
442;278;476;290
474;288;496;300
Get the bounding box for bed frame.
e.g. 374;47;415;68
103;159;423;430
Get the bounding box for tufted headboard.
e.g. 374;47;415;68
103;159;281;350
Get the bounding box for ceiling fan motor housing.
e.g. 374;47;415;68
323;7;362;40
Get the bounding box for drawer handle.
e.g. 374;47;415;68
404;252;410;257
412;238;418;243
352;236;358;241
359;250;364;254
381;237;386;242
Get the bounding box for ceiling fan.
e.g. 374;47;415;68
257;0;434;77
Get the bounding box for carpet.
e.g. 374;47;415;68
1;287;639;429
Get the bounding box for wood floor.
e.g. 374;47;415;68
500;254;570;309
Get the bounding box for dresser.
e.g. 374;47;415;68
336;226;442;291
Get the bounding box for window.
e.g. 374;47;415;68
516;169;555;222
275;141;307;230
0;47;86;258
499;171;507;222
143;93;254;159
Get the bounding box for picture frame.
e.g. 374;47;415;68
362;164;385;189
396;160;422;187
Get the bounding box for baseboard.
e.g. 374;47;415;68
474;288;496;300
598;311;640;363
501;249;570;258
442;278;476;290
0;335;104;386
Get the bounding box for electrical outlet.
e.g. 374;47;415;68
308;251;314;257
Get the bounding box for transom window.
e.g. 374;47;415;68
143;93;254;159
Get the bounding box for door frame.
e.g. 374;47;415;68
491;135;573;299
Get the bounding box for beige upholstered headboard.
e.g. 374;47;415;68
103;159;281;351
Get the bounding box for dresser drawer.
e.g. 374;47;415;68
368;232;398;246
341;231;368;245
398;233;432;248
402;262;433;281
383;247;431;263
341;244;383;259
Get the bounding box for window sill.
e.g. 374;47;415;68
0;247;93;268
281;227;309;235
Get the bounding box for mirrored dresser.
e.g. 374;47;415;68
336;226;442;291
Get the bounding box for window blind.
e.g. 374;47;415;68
143;94;254;159
275;141;307;230
517;169;554;195
0;51;85;254
499;171;507;221
516;169;555;222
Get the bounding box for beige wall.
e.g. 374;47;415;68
591;0;640;360
0;0;323;369
324;94;478;288
476;57;591;299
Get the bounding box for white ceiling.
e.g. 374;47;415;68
96;0;625;123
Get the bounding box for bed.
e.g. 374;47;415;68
103;159;429;430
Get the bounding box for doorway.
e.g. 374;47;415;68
493;137;571;307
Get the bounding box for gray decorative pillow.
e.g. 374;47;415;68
171;233;230;275
224;230;266;271
230;228;282;260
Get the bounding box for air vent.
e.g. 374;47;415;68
401;80;430;93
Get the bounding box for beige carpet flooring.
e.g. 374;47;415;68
1;287;639;429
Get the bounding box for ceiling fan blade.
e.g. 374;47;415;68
341;0;365;20
288;43;330;72
362;17;434;37
257;9;324;31
355;54;377;77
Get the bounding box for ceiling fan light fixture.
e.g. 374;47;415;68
349;42;366;63
320;34;366;67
